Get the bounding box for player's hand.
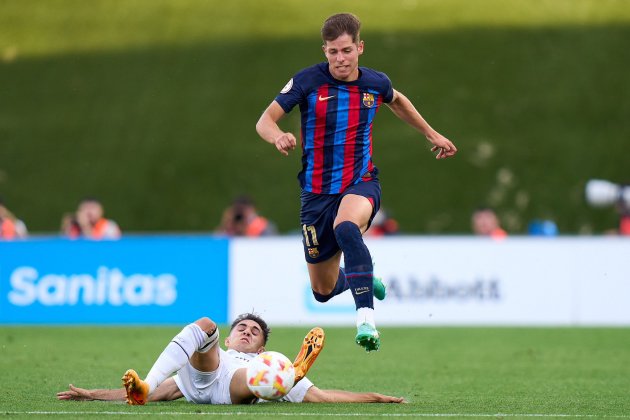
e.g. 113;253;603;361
57;384;94;401
274;132;297;156
427;131;457;160
373;393;407;403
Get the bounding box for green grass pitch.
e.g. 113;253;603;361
1;325;629;418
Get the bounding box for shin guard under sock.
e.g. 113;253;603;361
334;221;374;310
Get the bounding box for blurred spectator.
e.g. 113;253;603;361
216;195;277;237
0;197;28;239
615;198;630;235
365;208;399;237
528;219;559;236
471;207;507;239
605;213;630;236
61;198;121;240
585;179;630;235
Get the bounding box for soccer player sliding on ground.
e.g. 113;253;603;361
256;13;457;352
57;313;405;404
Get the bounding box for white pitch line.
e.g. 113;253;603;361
5;412;630;418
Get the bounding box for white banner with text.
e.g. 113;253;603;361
229;237;630;326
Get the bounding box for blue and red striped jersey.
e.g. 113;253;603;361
274;62;394;195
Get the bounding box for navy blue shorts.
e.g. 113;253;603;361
300;178;381;264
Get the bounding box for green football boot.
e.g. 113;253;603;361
355;322;380;352
373;277;386;301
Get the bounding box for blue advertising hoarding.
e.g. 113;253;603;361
0;236;228;324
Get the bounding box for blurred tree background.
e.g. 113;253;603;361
1;0;629;234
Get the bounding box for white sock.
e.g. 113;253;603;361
356;307;376;328
144;323;210;393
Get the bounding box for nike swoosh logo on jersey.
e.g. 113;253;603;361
318;95;336;101
355;289;370;295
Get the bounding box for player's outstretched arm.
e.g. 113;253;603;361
57;378;183;402
302;386;406;403
256;101;297;156
56;384;126;401
146;377;184;402
386;89;457;160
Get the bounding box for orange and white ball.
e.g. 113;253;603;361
246;351;295;400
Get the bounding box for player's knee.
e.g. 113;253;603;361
192;318;220;353
334;220;362;242
311;283;334;296
195;317;217;335
312;288;333;302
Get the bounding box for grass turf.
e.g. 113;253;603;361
1;326;629;418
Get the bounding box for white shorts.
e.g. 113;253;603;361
172;349;314;404
173;356;235;404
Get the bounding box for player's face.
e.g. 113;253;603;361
323;33;364;82
225;319;266;354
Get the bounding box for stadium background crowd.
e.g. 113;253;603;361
1;1;628;238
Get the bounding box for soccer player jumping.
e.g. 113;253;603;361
256;13;457;352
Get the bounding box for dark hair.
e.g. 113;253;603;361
232;194;254;207
231;195;254;223
230;312;271;344
321;13;361;43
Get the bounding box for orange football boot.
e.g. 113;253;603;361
122;369;149;405
293;327;325;383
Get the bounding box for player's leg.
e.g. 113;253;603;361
307;251;343;299
301;191;349;301
301;190;385;303
229;368;258;404
333;193;381;352
308;252;385;302
123;317;220;405
187;318;222;373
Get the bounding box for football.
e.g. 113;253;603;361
246;351;296;400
